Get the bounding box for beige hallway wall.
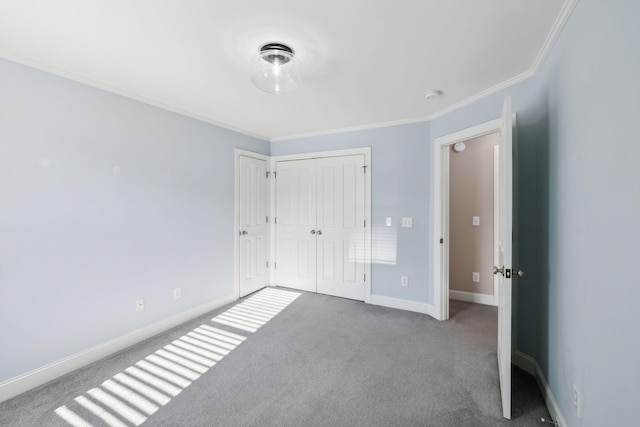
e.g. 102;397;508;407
449;132;498;295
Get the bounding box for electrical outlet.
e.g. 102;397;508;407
135;298;144;312
401;276;409;286
572;384;580;417
472;272;480;283
472;216;480;226
173;287;182;300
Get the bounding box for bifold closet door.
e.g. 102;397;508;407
275;159;317;292
238;155;269;298
275;155;365;300
316;155;365;300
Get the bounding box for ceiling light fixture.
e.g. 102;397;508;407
251;42;300;95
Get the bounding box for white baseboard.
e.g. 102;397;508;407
449;290;497;306
369;295;438;319
513;350;568;427
0;293;236;403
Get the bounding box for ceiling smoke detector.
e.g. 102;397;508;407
425;90;443;100
251;42;300;95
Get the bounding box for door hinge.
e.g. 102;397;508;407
364;274;366;282
266;261;269;268
266;171;270;178
440;238;444;244
363;165;367;173
273;172;277;179
364;219;366;228
274;217;277;224
266;216;269;223
274;262;277;269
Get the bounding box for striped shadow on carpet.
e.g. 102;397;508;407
54;288;300;427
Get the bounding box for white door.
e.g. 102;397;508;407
275;155;366;300
275;159;317;292
316;155;365;300
238;155;269;298
496;96;514;419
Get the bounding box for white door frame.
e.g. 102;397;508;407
270;147;372;303
235;149;270;301
433;119;502;321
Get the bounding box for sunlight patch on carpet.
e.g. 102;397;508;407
54;288;300;426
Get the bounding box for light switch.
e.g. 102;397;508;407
386;217;392;227
472;272;480;283
401;217;413;228
472;216;480;226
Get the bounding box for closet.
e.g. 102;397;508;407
274;155;366;300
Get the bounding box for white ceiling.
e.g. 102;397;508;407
0;1;569;141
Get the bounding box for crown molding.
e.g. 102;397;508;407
271;0;578;143
531;0;579;73
0;50;269;142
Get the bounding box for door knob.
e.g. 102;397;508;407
310;230;316;235
493;266;504;276
241;230;248;235
316;230;322;235
515;269;524;277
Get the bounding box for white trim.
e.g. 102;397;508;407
449;290;497;306
369;295;438;319
235;149;271;300
269;1;577;142
426;71;534;123
269;116;431;142
531;0;579;73
270;147;370;162
433;119;502;321
0;293;236;403
0;50;269;142
493;145;501;306
514;351;568;427
0;2;576;145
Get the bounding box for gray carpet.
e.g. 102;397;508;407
0;288;551;426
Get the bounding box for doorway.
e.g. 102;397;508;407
448;132;500;307
433;97;517;419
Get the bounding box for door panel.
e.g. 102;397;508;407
239;156;268;298
497;97;514;419
316;155;365;300
275;159;317;292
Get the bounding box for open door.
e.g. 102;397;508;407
495;96;514;419
238;155;269;298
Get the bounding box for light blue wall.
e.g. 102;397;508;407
432;1;640;425
273;2;640;425
271;123;432;304
0;58;269;382
526;1;640;425
2;1;639;423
